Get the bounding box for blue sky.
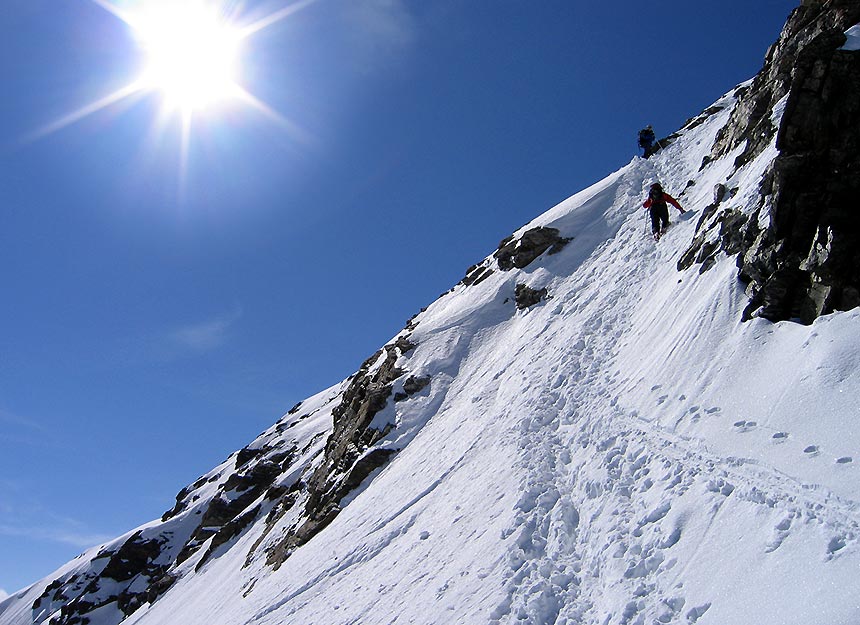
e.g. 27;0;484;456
0;0;796;594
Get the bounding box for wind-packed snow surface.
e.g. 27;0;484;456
3;85;859;625
842;24;860;50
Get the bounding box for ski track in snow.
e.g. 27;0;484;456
486;163;697;624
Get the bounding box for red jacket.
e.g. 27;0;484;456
644;192;684;212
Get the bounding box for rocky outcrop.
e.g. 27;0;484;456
28;406;328;624
394;375;431;401
515;283;549;309
744;9;860;322
460;226;571;289
265;334;417;569
681;0;860;323
494;227;571;271
709;0;860;167
677;185;747;274
461;261;495;287
175;463;279;567
25;314;430;624
32;442;297;624
32;532;177;625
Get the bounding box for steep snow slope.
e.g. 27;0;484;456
4;24;860;624
4;73;856;625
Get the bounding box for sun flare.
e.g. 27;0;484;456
132;2;242;113
33;0;320;177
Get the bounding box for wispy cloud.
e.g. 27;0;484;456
0;588;8;601
167;306;243;353
342;0;417;73
0;493;114;553
0;408;58;449
109;306;244;366
0;408;47;433
0;523;113;550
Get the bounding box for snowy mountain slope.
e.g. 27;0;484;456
126;82;858;625
3;4;860;625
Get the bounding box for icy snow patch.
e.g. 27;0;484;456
841;24;860;50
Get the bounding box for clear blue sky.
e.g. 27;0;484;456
0;0;795;594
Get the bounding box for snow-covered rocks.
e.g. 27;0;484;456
685;0;860;323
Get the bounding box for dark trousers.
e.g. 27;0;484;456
649;203;669;233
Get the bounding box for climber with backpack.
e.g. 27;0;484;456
643;182;686;241
638;125;656;157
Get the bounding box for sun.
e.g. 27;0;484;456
132;2;243;113
34;0;319;156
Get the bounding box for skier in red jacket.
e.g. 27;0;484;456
643;182;686;241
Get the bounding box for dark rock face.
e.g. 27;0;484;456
33;320;430;625
265;335;416;569
402;375;431;396
677;196;748;275
32;532;177;625
681;0;860;323
459;226;571;289
495;227;571;271
459;226;571;288
395;375;431;401
99;533;162;583
709;0;860;167
31;412;315;624
194;505;261;572
515;284;549;309
461;261;495;287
